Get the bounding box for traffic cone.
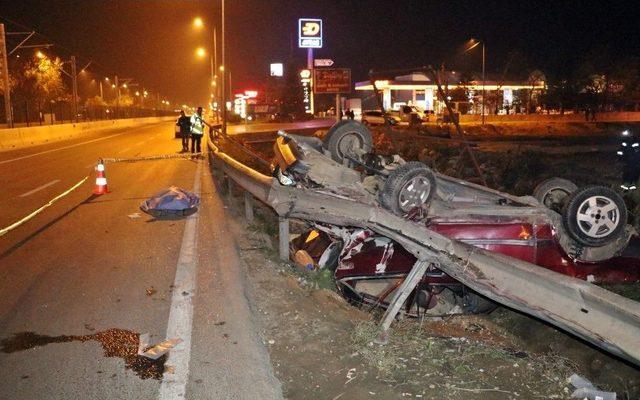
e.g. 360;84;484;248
93;160;109;195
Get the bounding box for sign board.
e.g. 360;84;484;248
313;68;351;94
300;69;312;113
270;63;283;77
298;18;322;48
314;59;334;67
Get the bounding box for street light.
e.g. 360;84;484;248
195;47;206;58
465;38;486;125
192;16;219;123
36;50;45;59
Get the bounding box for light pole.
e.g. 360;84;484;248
465;39;486;124
193;17;220;122
221;0;227;135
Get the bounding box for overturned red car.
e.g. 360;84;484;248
275;121;640;316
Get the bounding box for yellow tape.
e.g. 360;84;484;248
0;176;89;237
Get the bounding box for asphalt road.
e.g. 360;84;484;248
0;121;290;399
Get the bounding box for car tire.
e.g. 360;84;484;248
379;161;436;214
533;177;578;212
562;186;627;247
323;120;373;165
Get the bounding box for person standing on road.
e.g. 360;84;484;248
190;106;211;154
176;110;191;152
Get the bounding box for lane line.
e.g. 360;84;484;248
158;160;202;400
119;147;131;154
0;123;167;165
135;141;146;146
18;179;61;198
0;176;89;237
0;132;129;165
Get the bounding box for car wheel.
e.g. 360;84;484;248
533;177;578;212
379;161;436;214
562;186;627;247
323;120;373;165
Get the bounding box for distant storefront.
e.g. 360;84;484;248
355;72;545;114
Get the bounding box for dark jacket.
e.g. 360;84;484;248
177;115;191;134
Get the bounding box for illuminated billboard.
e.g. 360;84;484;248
270;63;283;77
298;18;322;48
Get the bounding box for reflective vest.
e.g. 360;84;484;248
190;114;206;135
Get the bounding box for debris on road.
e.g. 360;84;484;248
127;212;141;219
139;337;183;360
569;373;617;400
145;287;157;296
0;329;168;380
293;249;315;271
140;186;200;218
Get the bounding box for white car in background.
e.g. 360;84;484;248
361;110;400;126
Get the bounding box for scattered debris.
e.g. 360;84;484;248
293;249;315;271
145;287;157;296
139;338;182;360
569;373;617;400
345;367;357;385
0;329;168;379
127;213;141;219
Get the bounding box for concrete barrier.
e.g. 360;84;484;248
0;116;174;152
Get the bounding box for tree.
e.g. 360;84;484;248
85;95;106;107
23;56;67;104
525;70;546;112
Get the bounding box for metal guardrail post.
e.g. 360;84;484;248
244;192;254;223
375;259;430;344
278;217;289;262
227;176;233;198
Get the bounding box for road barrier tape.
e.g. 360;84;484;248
0;176;89;237
101;153;203;164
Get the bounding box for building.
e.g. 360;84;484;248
355;71;545;114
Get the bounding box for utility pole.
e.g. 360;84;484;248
481;42;486;125
71;56;78;123
115;75;120;119
307;48;314;114
221;0;226;135
0;24;13;128
99;80;104;99
213;27;219;122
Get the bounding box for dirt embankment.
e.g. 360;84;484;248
218;193;640;399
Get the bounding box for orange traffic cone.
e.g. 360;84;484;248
93;160;109;195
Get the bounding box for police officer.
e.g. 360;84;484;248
190;107;211;154
176;110;191;152
617;129;640;191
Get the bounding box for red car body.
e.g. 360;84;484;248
333;216;640;312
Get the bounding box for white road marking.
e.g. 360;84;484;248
0;132;129;165
118;147;131;154
158;160;202;400
18;179;61;198
135;141;146;146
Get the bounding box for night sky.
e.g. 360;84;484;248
1;0;639;105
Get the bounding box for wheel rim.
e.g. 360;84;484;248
576;195;620;238
398;175;431;212
542;187;572;208
336;132;363;160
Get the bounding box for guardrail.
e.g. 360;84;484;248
206;125;640;367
